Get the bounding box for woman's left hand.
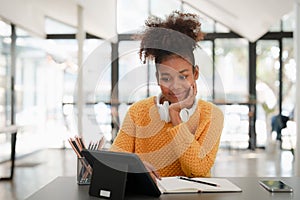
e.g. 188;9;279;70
169;83;197;126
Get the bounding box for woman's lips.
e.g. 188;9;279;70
170;91;186;100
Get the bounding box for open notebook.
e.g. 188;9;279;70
157;176;242;194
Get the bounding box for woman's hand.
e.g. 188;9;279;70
169;84;197;126
143;161;161;183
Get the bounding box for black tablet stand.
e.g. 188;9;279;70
82;150;161;199
89;159;128;200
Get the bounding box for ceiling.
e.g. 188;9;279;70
185;0;294;42
0;0;117;42
0;0;295;42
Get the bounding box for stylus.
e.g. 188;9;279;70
178;176;220;187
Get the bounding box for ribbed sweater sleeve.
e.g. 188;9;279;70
166;103;224;177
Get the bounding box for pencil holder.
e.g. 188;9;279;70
77;157;92;185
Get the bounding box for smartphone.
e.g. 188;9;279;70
259;180;293;192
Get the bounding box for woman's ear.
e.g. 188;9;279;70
193;65;199;80
156;71;160;85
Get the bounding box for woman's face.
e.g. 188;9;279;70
156;56;199;103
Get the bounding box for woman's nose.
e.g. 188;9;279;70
170;78;184;90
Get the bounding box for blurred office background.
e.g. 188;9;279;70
0;0;299;196
1;0;299;199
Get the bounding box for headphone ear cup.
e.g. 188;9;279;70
179;108;189;122
158;101;170;122
157;98;197;123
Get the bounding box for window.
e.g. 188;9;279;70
215;38;249;101
282;11;295;32
118;41;148;103
0;19;12;161
0;19;11;127
282;38;295;115
196;41;213;101
45;17;76;34
256;40;280;146
268;21;281;32
117;0;149;33
83;40;112;141
182;4;215;33
15;28;52;150
151;0;181;18
215;22;230;33
256;40;279;115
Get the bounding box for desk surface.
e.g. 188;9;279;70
25;176;299;200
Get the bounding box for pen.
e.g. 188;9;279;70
68;139;92;174
178;176;220;187
97;136;105;150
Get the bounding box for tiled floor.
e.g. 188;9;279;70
0;147;295;200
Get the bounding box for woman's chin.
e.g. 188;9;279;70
174;95;186;102
169;97;184;103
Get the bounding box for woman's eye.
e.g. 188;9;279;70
161;77;171;82
179;75;187;80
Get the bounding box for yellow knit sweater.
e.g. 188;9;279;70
110;96;224;177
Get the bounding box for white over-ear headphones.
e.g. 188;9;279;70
156;94;197;123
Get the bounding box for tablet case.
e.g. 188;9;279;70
82;150;161;200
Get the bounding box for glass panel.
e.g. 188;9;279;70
182;4;214;33
118;103;130;127
281;38;295;150
15;28;50;152
215;38;249;102
117;0;149;33
52;38;112;144
0;19;11;37
82;39;112;142
54;39;75;141
16;27;30;37
0;20;11;128
118;41;148;103
13;27;106;150
219;104;250;149
83;39;112;102
197;41;213;101
148;61;160;97
215;22;230;33
48;39;78;105
45;17;76;34
151;0;181;19
0;20;12;160
282;38;295;115
282;11;295;32
45;39;78;145
214;38;249;149
269;20;281;32
256;40;279;147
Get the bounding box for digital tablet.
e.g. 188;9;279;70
81;149;161;199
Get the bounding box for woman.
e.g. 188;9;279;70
110;11;224;179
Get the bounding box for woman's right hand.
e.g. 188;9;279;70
143;161;161;183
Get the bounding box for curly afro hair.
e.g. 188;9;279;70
138;11;204;65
